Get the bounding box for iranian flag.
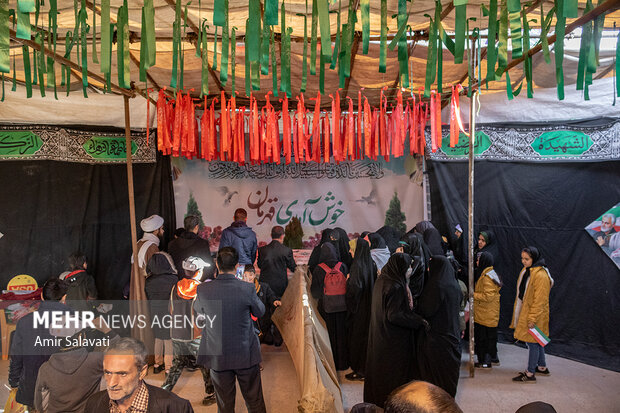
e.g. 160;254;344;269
529;325;551;347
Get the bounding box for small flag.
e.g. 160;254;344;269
528;325;550;347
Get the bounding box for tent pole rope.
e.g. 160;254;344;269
9;28;135;98
124;94;140;297
467;34;477;379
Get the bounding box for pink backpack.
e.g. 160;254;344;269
319;262;347;313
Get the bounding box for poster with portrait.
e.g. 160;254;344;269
171;156;424;250
585;203;620;269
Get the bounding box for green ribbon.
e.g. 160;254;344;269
220;1;229;85
64;32;72;95
32;47;37;87
0;0;9;74
47;0;58;98
344;0;356;78
100;0;110;75
78;6;89;97
139;7;148;82
454;3;467;64
486;0;498;83
213;0;225;26
265;0;278;25
554;0;565;100
23;45;32;97
201;20;209;97
435;1;443;93
248;0;260;62
170;0;180;88
540;3;554;64
245;19;251;96
330;9;340;70
361;0;369;54
576;0;593;92
16;2;30;40
35;31;45;96
271;16;277;95
523;9;533;98
142;0;156;73
563;0;577;18
423;14;436;98
319;54;326;94
117;0;130;89
261;13;270;75
231;26;236;94
379;0;387;73
91;0;97;63
179;3;188;90
310;0;318;75
507;0;522;59
495;0;508;77
301;12;308;92
317;0;331;58
338;23;347;88
282;27;293;97
592;0;604;67
212;27;218;70
19;0;34;12
1;74;4;101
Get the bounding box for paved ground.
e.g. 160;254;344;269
1;343;619;412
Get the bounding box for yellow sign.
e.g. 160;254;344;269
7;274;38;291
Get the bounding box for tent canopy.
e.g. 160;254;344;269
4;0;620;109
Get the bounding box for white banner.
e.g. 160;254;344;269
172;156;424;248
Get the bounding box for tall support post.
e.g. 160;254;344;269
124;96;139;274
467;36;478;379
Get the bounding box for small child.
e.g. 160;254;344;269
243;265;281;344
473;251;502;368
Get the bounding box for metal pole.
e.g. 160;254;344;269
468;38;478;379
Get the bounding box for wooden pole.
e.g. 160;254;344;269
124;96;139;282
467;36;477;379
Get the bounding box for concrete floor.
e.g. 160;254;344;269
1;343;619;412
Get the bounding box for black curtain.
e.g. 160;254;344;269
0;152;176;300
427;159;620;371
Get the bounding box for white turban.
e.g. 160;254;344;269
140;214;164;232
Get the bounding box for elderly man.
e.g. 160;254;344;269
130;214;165;301
84;337;193;413
596;213;617;248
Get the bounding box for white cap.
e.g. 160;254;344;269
140;215;164;232
182;256;211;272
455;224;463;233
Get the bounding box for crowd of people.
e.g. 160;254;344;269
6;209;555;412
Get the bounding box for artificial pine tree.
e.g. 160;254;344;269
284;217;304;249
385;192;406;233
185;192;205;229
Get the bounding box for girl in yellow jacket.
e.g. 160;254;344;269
473;252;502;368
511;246;554;383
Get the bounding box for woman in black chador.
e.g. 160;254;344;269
311;242;349;371
364;253;428;408
345;238;377;381
416;255;463;397
308;228;333;274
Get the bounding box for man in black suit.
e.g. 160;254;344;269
257;226;296;345
194;246;267;413
257;225;297;297
168;215;216;280
84;337;193;413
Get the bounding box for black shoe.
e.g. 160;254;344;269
535;367;550;376
512;372;536;383
474;362;492;369
202;394;216;406
345;372;365;381
153;365;165;374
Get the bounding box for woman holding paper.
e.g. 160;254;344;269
511;246;554;383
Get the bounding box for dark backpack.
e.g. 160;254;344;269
319;262;346;313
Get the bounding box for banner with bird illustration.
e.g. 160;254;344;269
171;155;424;248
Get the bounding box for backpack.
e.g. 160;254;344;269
319;262;347;313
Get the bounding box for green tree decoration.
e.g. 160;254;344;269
185;192;205;229
284;216;304;249
385;192;406;233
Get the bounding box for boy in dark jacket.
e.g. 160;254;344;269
61;252;98;314
243;265;281;344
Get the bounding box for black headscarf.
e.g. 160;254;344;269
146;251;178;276
476;230;499;260
475;251;495;282
308;228;334;273
319;242;339;267
376;226;404;254
368;233;387;249
423;228;445;256
409;255;425;302
348;238;376;313
331;227;353;268
412;220;436;234
380;253;412;287
518;246;545;300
